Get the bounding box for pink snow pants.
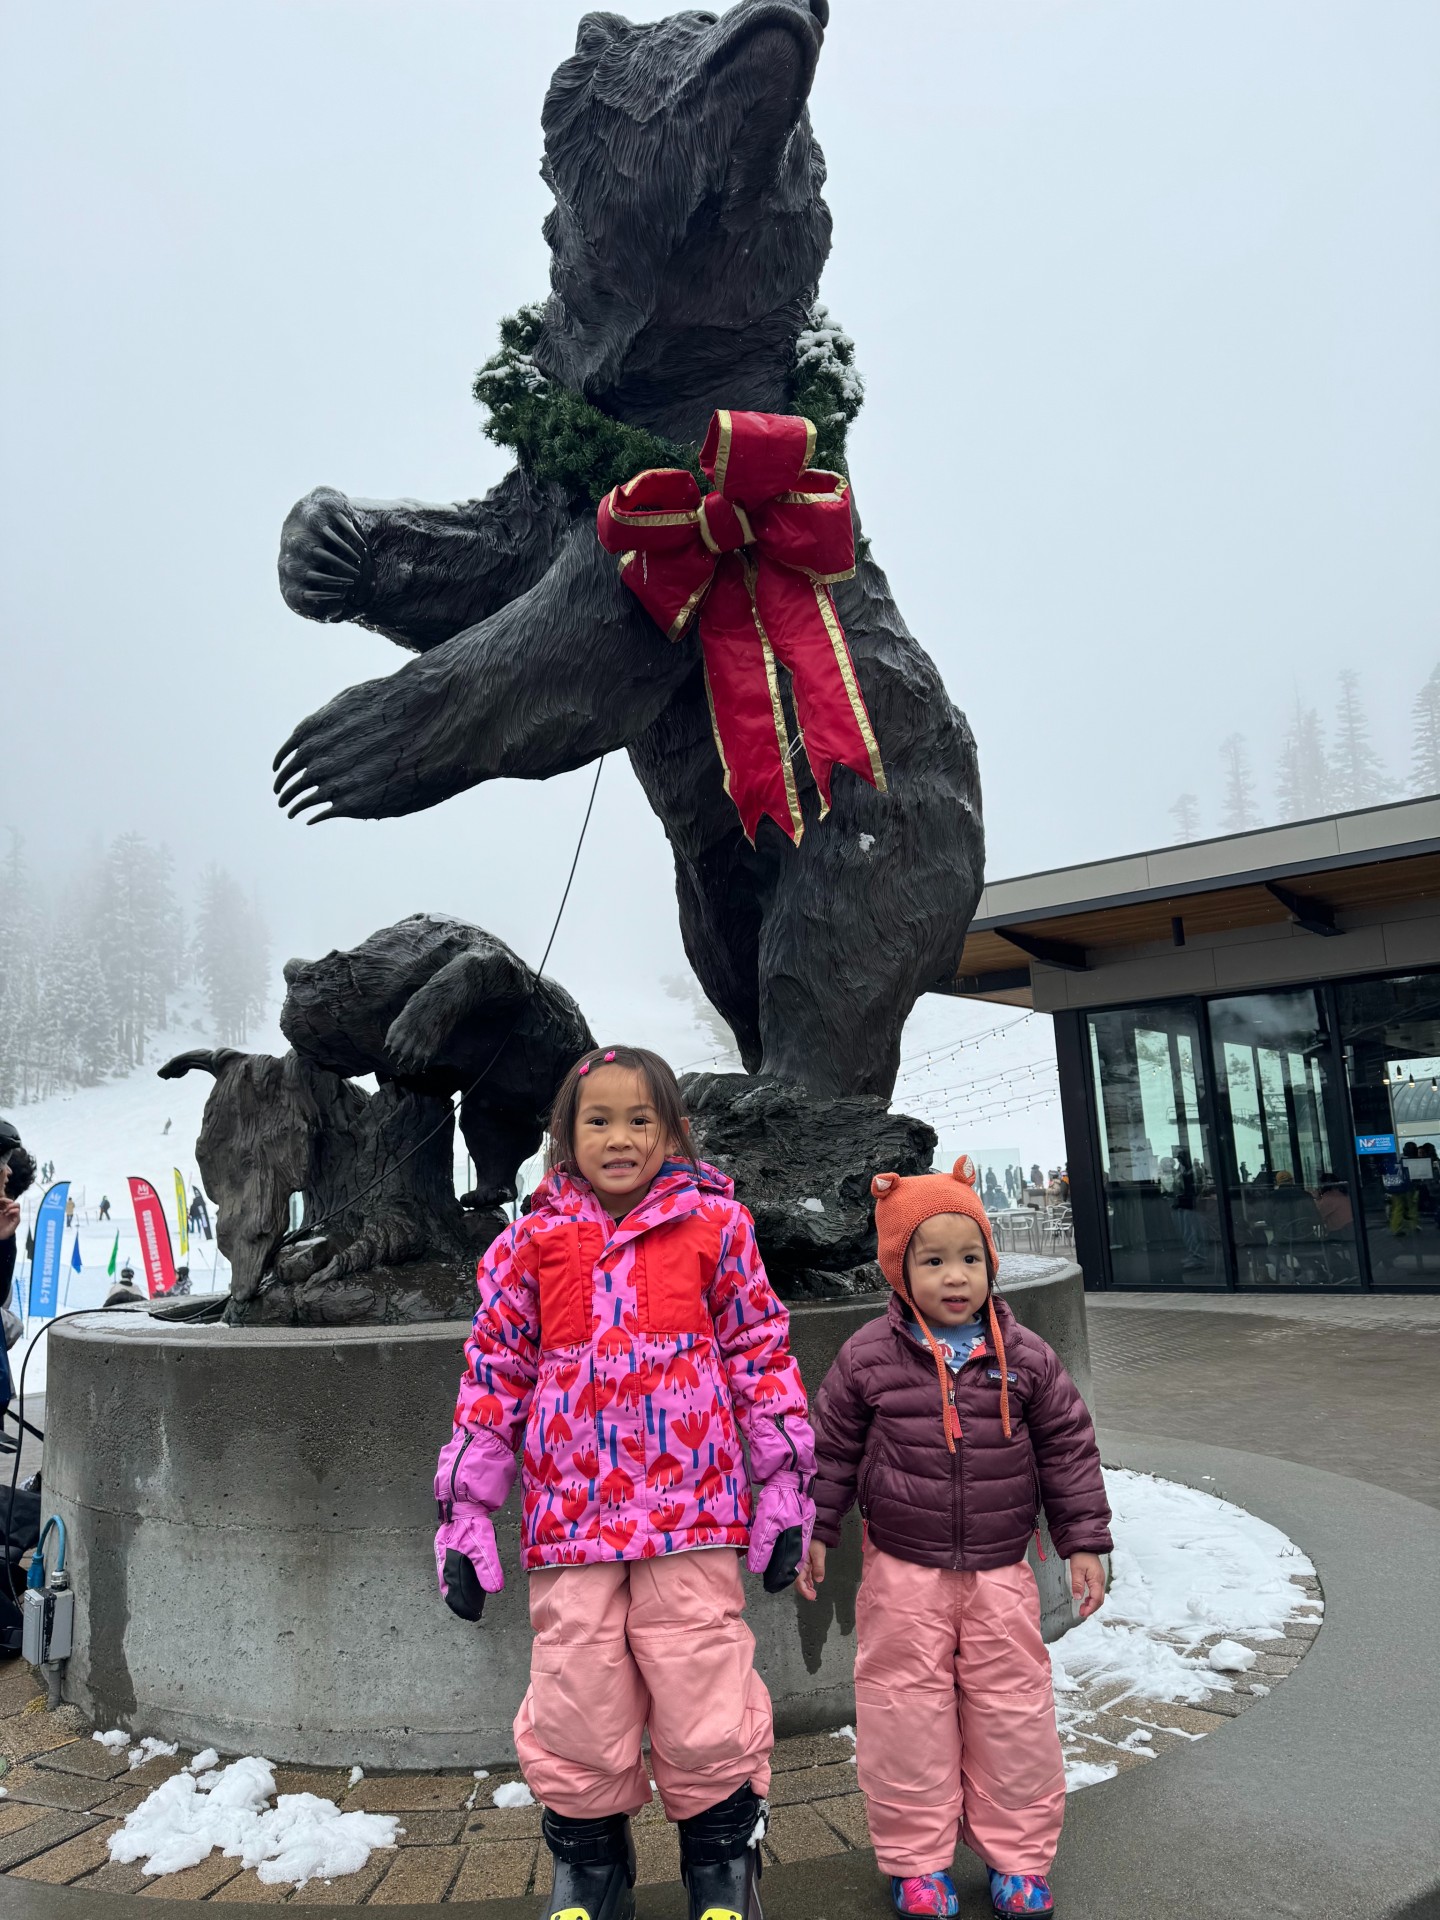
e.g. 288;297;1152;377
854;1541;1067;1878
514;1549;774;1823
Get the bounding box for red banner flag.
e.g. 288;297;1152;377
128;1177;178;1297
596;409;886;846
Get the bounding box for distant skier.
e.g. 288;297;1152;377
98;1195;111;1221
163;1119;172;1136
64;1195;75;1228
105;1261;145;1308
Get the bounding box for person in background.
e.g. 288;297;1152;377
105;1261;146;1308
189;1187;213;1240
0;1123;36;1316
0;1126;37;1413
64;1195;75;1228
98;1195;111;1222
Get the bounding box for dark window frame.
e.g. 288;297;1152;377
1058;962;1440;1294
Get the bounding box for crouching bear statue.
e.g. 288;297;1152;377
273;0;983;1104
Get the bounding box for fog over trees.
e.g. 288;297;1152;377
0;834;268;1106
1170;660;1440;849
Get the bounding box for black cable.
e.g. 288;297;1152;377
1;1406;45;1446
295;756;606;1236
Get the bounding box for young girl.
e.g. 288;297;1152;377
799;1158;1111;1920
434;1046;815;1920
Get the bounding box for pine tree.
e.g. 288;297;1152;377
193;866;269;1044
1168;793;1201;843
1275;700;1330;822
1330;669;1395;812
71;949;116;1085
0;834;41;1104
1411;664;1440;796
1218;734;1260;833
90;834;182;1067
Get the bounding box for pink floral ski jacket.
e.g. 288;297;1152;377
453;1160;815;1571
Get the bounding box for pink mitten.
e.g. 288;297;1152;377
434;1507;504;1619
747;1471;816;1590
433;1429;517;1620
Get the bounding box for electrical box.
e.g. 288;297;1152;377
21;1584;74;1666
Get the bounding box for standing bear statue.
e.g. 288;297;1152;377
272;0;984;1108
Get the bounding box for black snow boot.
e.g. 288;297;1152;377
677;1783;766;1920
538;1808;636;1920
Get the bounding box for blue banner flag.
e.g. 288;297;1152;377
28;1183;70;1319
63;1230;83;1306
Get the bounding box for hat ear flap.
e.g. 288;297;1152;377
871;1173;898;1198
952;1155;979;1188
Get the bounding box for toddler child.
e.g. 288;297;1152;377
435;1046;815;1920
799;1158;1111;1920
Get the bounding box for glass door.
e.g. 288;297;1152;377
1085;1002;1226;1286
1207;989;1359;1288
1337;971;1440;1288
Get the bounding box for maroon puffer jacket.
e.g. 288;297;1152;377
811;1293;1112;1571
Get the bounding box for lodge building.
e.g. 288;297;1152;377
952;796;1440;1292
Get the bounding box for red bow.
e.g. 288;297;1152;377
596;409;886;844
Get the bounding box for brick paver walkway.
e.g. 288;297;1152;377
0;1573;1321;1904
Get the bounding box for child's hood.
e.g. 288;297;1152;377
525;1157;736;1228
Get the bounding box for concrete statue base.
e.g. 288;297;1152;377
46;1257;1093;1769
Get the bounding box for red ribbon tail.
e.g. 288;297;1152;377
755;571;886;815
697;560;806;844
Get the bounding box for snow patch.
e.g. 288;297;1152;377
347;1766;364;1788
799;1197;825;1214
108;1755;398;1888
1207;1639;1257;1673
128;1736;179;1771
93;1729;130;1751
1063;1760;1118;1791
857;833;876;853
186;1749;219;1775
1050;1469;1319;1758
492;1782;534;1809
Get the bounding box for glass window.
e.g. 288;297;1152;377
1337;972;1440;1289
1086;1003;1226;1287
1208;990;1358;1289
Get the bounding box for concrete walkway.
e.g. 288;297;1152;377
0;1293;1436;1918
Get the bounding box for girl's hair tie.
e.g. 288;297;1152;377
578;1061;591;1075
603;1050;616;1062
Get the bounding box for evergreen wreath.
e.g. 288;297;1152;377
472;302;864;507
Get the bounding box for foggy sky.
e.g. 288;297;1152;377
3;0;1437;1157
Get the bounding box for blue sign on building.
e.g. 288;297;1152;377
1355;1134;1398;1156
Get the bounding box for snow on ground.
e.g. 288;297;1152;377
1052;1468;1321;1788
106;1755;399;1889
4;994;488;1395
491;1781;534;1809
4;1007;257;1396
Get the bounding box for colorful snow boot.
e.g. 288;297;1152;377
538;1808;636;1920
891;1870;960;1915
987;1869;1054;1916
677;1783;766;1920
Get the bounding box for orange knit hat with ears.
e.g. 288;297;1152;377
871;1155;1000;1289
870;1156;1009;1452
